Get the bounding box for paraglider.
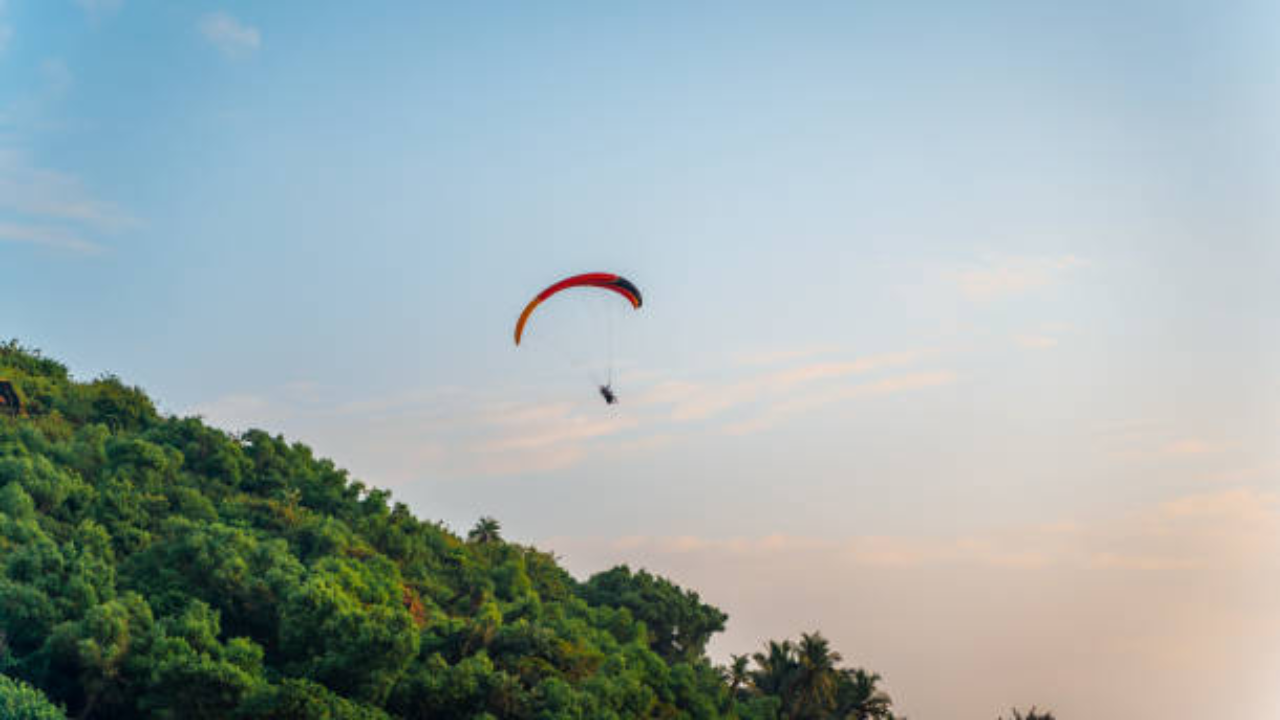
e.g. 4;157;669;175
514;273;642;345
515;272;642;404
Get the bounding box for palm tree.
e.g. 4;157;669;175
834;668;894;720
468;516;502;544
727;654;752;698
750;639;798;701
792;631;841;719
742;634;900;720
999;708;1055;720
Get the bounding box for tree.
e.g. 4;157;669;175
750;639;798;701
467;517;502;544
790;632;840;719
833;668;894;720
742;634;898;720
278;558;419;704
999;708;1055;720
239;678;391;719
41;593;155;719
135;602;265;719
726;654;751;697
579;565;727;664
0;674;65;720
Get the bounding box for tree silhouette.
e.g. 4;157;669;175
467;516;502;544
750;639;799;703
792;632;841;719
727;654;751;698
834;668;894;720
999;707;1056;720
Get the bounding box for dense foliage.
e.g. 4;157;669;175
0;342;903;719
0;673;65;719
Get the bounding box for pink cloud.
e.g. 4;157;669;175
546;487;1280;719
953;254;1088;301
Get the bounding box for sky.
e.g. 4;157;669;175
3;1;1279;717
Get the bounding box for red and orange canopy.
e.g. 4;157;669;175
514;273;642;345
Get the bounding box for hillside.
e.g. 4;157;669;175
0;342;896;720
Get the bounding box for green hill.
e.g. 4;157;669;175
0;341;896;720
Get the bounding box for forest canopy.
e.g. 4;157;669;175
0;341;907;719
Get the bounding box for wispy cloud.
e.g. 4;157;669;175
0;37;128;256
550;487;1280;574
200;12;261;58
0;148;137;254
467;403;636;475
723;370;957;435
588;491;1280;572
643;350;927;423
1015;334;1059;349
732;346;834;367
188;347;951;481
1161;438;1230;456
1199;461;1280;485
0;149;136;232
953;254;1087;301
549;487;1280;719
188;384;636;482
0;221;101;253
1099;424;1239;463
187;392;284;429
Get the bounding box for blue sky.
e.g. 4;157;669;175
3;2;1279;718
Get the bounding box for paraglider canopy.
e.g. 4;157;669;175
513;272;642;345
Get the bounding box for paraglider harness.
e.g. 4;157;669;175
599;384;617;405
